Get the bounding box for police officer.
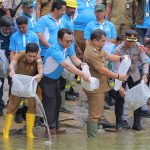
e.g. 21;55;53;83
83;29;126;138
114;29;149;131
3;43;43;139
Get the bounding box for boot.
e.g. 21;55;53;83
115;115;122;130
26;113;35;138
132;108;143;131
61;90;73;114
87;121;98;138
3;114;14;139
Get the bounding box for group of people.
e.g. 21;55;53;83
0;0;150;140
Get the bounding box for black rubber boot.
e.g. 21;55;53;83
132;107;143;131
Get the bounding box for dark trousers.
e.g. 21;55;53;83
40;76;61;129
136;28;148;44
0;77;11;110
114;76;141;125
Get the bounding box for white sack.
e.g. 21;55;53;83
0;49;9;78
11;74;38;97
124;80;150;111
81;64;99;91
62;57;75;81
114;55;131;91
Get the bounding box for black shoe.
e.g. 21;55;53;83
141;110;150;118
65;92;76;101
121;120;131;129
15;113;23;123
116;123;123;130
68;87;79;97
98;118;115;128
0;109;3;116
132;123;143;131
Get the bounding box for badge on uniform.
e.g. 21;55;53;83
126;3;130;9
146;12;150;17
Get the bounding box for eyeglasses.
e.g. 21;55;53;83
64;39;73;44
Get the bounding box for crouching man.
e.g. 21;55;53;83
3;43;43;139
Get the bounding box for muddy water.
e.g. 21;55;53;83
1;129;150;150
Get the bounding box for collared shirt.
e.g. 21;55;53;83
62;13;74;32
43;42;75;80
84;20;117;40
136;0;150;28
14;52;42;76
20;13;37;32
0;30;11;58
9;30;39;52
83;44;110;93
74;0;96;31
36;14;64;56
115;42;149;82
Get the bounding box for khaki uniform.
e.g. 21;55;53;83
106;0;137;35
7;52;42;114
83;44;110;122
36;0;53;17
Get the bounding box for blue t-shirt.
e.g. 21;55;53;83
84;20;117;40
136;0;150;28
43;42;75;79
74;0;96;31
9;30;39;52
62;13;74;31
36;14;64;56
20;13;37;32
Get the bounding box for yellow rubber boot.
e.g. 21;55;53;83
26;113;35;138
3;114;14;139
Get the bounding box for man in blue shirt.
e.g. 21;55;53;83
9;16;39;61
40;28;90;136
20;0;37;32
36;1;66;57
74;0;96;55
84;3;117;46
136;0;150;44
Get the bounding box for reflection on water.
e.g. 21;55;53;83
1;130;150;150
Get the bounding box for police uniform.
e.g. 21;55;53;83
106;0;137;35
84;44;110;123
114;34;149;130
7;52;42;114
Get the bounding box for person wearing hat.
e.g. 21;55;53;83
113;29;149;131
83;29;127;138
84;3;116;47
20;0;37;32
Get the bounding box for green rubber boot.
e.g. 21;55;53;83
87;121;98;138
61;90;73;114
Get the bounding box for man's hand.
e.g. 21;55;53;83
142;74;148;83
81;72;90;82
9;70;15;77
119;87;126;97
35;74;43;82
139;44;145;53
118;74;127;81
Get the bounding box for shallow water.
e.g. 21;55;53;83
1;129;150;150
